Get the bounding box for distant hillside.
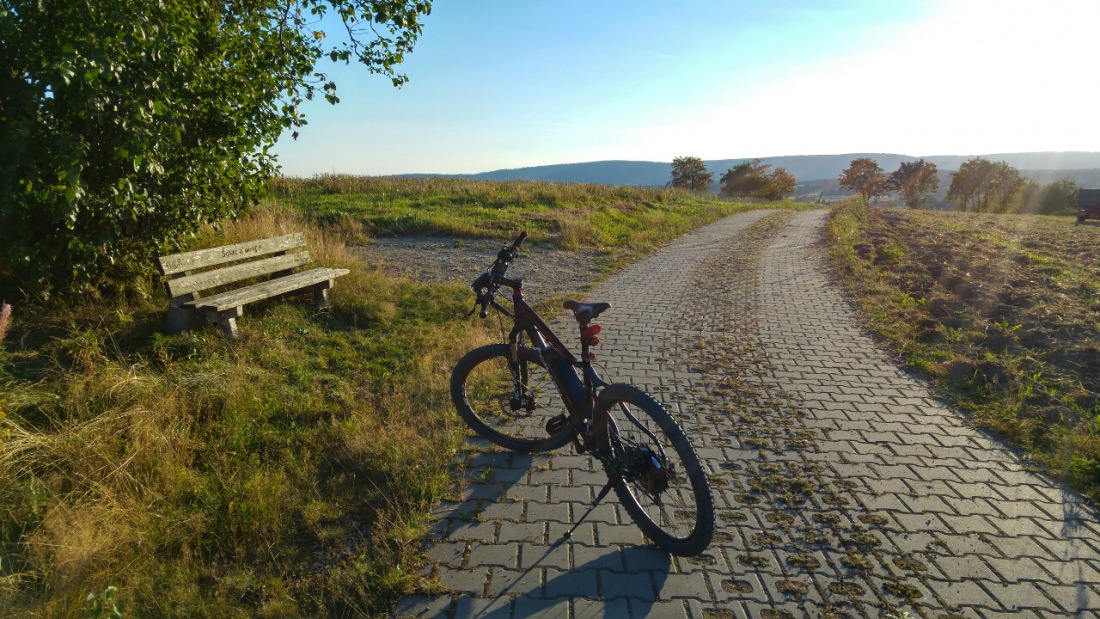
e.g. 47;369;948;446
420;152;1100;189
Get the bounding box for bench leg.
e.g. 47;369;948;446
312;280;334;308
204;307;243;340
218;316;239;339
167;295;202;334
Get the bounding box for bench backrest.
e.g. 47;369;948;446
158;233;311;298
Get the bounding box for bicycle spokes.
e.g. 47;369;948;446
607;400;699;540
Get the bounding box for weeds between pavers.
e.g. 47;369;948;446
666;212;932;617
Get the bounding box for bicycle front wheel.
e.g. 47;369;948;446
451;344;578;453
596;383;714;556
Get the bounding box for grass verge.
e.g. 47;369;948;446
266;174;803;256
826;198;1100;502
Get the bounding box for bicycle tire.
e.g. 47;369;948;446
595;383;714;556
451;343;579;453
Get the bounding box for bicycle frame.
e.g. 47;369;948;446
490;278;606;431
458;232;715;556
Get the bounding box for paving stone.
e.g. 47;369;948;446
982;581;1057;612
923;578;1001;610
620;545;674;574
549;484;592;503
929;554;1002;584
497;522;544;544
511;595;569;618
523;501;572;526
447;521;498;543
984;536;1057;562
653;572;712;601
629;599;689;618
519;542;571;571
436;566;488;595
426;541;467;567
393;595;453;618
477;499;526;523
600;569;657;601
488;567;543;597
452;595;509;618
544;568;600;599
1037;582;1100;612
467;542;519;568
572;597;631;619
546;522;594;547
572;544;625;572
1035;552;1100;585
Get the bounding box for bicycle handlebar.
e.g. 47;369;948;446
472;231;528;318
494;230;527;268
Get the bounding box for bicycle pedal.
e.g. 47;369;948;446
545;414;568;435
572;435;586;454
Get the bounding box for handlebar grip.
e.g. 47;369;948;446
511;230;527;250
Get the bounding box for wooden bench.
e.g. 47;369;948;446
157;233;349;339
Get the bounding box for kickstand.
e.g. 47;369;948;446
563;474;619;540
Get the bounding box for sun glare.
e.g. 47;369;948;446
601;0;1100;162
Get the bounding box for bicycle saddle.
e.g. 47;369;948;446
563;300;611;323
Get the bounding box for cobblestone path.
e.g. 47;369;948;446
395;210;1100;618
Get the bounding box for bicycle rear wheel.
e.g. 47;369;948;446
596;383;714;556
451;344;578;452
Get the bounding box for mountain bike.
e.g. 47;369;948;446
450;231;714;556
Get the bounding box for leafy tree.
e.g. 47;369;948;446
720;160;769;197
719;159;796;200
1034;178;1080;215
1;0;431;297
946;157;1026;213
767;167;797;200
838;157;888;202
887;159;939;209
669;156;714;192
945;158;989;212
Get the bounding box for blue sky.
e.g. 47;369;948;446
272;0;1100;177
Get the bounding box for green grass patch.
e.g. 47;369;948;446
266;174;807;256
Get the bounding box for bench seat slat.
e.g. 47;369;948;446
185;267;350;312
166;252;311;297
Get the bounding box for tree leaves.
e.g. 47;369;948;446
0;0;432;297
719;159;796;200
669;156;713;192
946;158;1026;213
839;158;888;202
887;159;938;210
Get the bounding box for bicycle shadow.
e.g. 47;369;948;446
458;545;672;618
432;437;537;537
